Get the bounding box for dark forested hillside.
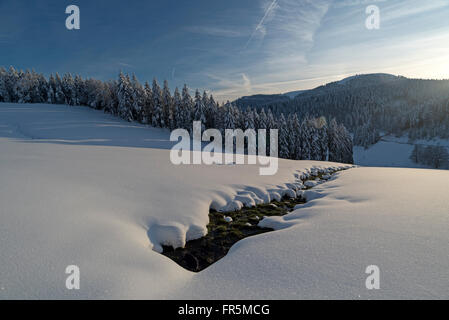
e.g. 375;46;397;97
234;74;449;147
234;93;292;109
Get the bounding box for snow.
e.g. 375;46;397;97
1;103;448;299
182;167;449;299
354;135;449;169
304;180;318;188
0;103;348;299
282;90;308;99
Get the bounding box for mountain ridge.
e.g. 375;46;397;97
234;73;404;108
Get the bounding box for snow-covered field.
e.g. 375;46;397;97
1;103;448;299
354;136;449;169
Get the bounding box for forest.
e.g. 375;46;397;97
0;66;354;164
235;74;449;149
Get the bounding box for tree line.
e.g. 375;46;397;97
0;66;354;164
410;145;449;169
235;74;449;148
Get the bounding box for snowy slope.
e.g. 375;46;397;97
354;136;449;169
179;167;449;299
0;103;347;299
1;103;448;299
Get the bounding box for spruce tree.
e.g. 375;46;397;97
152;79;163;127
173;87;182;129
278;113;290;159
193;89;206;132
162;80;173;129
142;81;153;124
181;84;193;131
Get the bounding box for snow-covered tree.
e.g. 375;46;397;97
162;80;173;129
0;65;356;164
0;67;10;102
193;89;206;132
152;79;163;127
141;81;153;124
278;113;290;159
173;87;182;129
131;74;145;122
53;73;65;104
117;72;134;121
180;84;193;130
62;73;76;105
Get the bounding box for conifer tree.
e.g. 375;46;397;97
152;79;163;127
117;72;134;121
278;113;290;159
193;89;206;132
173;87;183;129
181;84;193;130
162;80;173;129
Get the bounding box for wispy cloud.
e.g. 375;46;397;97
381;0;449;22
242;73;252;93
186;26;247;38
209;0;333;101
185;0;449;102
245;0;279;47
117;62;134;68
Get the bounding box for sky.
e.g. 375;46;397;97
1;0;449;101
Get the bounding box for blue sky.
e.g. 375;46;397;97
1;0;449;101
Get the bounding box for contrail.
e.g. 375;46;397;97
245;0;278;48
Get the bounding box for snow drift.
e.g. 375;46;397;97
0;103;448;299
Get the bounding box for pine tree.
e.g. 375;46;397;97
317;117;329;161
278;113;290;159
16;70;32;103
36;72;48;103
152;79;163;127
181;84;193;130
53;73;65;104
62;73;76;105
309;118;321;161
297;116;311;160
47;74;56;104
328;118;340;163
258;108;268;130
105;80;119;115
0;67;8;102
131;74;145;122
410;144;423;164
193;89;206;132
339;124;354;164
142;81;153;124
117;72;134;121
206;93;217;129
243;107;255;131
173;87;182;129
6;66;19;102
162;80;173;129
289;114;301;160
74;75;86;106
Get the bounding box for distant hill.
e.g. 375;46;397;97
233;89;309;109
233;74;403;109
234;94;291;109
234;73;449;147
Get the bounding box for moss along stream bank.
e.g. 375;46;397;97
162;167;348;272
